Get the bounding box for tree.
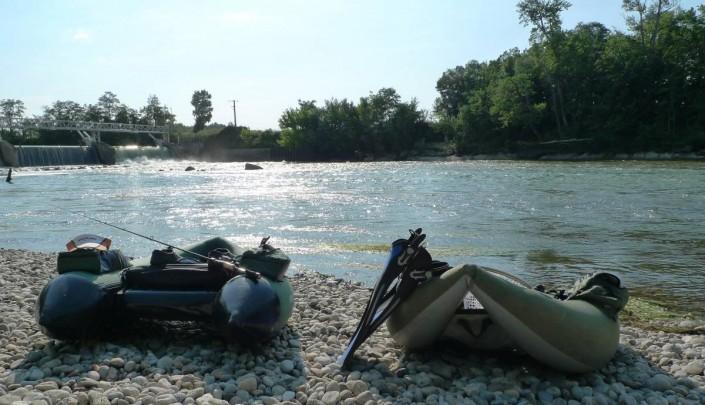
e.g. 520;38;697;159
84;104;103;122
140;95;174;126
0;99;25;142
387;99;428;157
318;98;361;158
623;0;649;45
240;128;281;148
0;99;25;124
558;22;611;134
43;101;85;121
191;90;213;132
357;88;403;155
623;0;677;48
435;61;490;118
518;0;571;43
115;105;140;124
278;100;321;153
517;0;572;137
490;73;545;138
97;91;121;122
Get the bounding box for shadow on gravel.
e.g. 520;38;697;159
340;339;705;403
3;319;306;402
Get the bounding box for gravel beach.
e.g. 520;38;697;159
1;248;704;405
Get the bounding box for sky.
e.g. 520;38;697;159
1;0;702;130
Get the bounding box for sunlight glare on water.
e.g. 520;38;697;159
1;159;704;312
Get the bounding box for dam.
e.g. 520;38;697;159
0;118;169;167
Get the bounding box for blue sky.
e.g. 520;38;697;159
1;0;701;129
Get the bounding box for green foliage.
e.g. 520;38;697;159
435;1;705;155
140;95;174;126
0;99;26;143
191;90;213;133
115;105;140;124
517;0;572;44
277;90;431;160
240;128;281;148
97;91;120;121
172;123;225;143
0;99;25;122
43;100;85;121
6;92;177;145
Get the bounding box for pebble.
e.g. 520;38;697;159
109;358;125;368
156;356;173;370
0;251;703;405
648;374;673;391
321;391;339;404
684;360;704;375
236;375;257;394
346;380;368;395
280;359;294;373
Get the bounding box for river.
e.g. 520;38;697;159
1;159;703;313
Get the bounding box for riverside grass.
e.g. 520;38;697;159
1;248;705;404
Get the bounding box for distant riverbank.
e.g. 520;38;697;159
414;150;705;162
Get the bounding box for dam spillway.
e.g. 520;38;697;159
15;145;101;166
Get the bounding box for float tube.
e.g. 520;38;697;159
35;236;293;343
339;228;628;373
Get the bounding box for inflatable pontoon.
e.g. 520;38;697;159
339;229;628;373
35;235;293;343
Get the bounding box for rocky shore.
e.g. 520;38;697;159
1;249;704;405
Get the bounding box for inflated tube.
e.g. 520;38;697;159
35;273;108;340
213;275;281;343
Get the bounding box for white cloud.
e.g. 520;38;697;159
72;29;91;42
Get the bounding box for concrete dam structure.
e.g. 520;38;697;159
0;118;168;167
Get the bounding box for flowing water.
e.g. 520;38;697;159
1;159;704;312
16;145;100;166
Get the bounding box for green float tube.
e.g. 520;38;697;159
35;236;293;343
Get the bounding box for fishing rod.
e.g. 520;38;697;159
77;213;260;279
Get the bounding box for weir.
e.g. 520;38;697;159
0;118;170;167
16;145;100;166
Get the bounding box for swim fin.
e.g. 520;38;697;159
338;228;449;368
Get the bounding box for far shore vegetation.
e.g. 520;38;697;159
2;0;705;161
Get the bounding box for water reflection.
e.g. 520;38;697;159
1;160;704;313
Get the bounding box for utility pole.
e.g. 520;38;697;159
229;99;238;128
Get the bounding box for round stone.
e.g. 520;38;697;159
280;359;295;373
109;358;125;368
237;375;258;394
321;391;340;405
647;374;673;391
156;356;173;370
684;360;704;375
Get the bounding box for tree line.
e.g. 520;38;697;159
273;0;705;158
434;0;705;155
275;88;437;160
0;93;177;145
3;0;705;157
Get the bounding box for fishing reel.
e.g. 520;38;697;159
207;248;261;281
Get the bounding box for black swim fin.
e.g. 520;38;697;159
338;228;449;369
